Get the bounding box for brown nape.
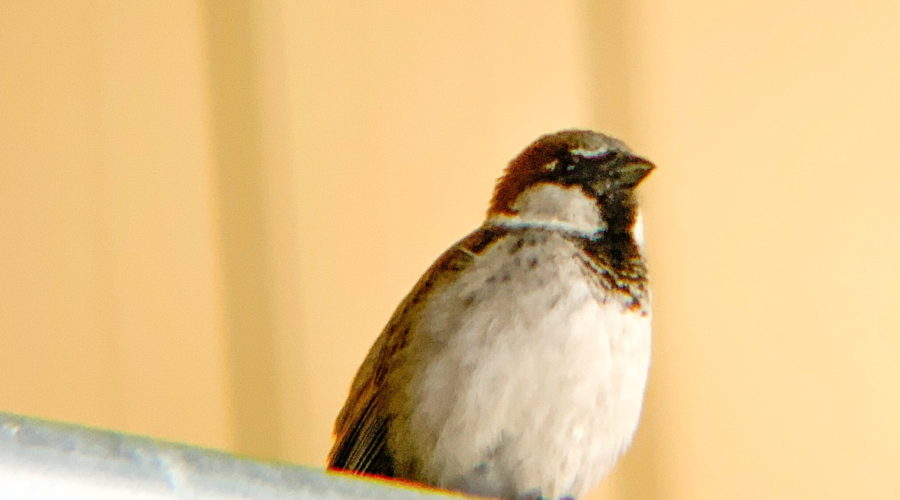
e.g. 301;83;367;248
488;139;563;216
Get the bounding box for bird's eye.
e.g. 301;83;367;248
564;153;582;169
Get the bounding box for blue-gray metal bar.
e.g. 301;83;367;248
0;412;461;499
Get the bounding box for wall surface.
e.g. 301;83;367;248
1;1;232;449
1;1;898;499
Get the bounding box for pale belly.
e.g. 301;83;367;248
397;233;651;499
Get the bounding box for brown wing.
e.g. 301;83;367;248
327;226;508;477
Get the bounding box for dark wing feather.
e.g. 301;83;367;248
327;226;508;477
327;380;394;476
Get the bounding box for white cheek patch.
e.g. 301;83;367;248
632;210;645;249
490;183;604;234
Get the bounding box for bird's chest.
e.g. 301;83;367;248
402;233;650;498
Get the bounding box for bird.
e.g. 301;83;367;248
327;129;654;500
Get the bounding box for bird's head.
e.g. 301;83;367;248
487;129;654;236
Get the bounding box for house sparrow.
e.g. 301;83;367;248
328;130;654;499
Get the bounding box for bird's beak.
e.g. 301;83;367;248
609;154;655;188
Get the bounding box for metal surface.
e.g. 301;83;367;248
0;412;459;499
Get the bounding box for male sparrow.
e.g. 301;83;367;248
328;130;654;499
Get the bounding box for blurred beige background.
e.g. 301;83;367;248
2;1;899;499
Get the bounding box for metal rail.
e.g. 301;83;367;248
0;412;460;499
